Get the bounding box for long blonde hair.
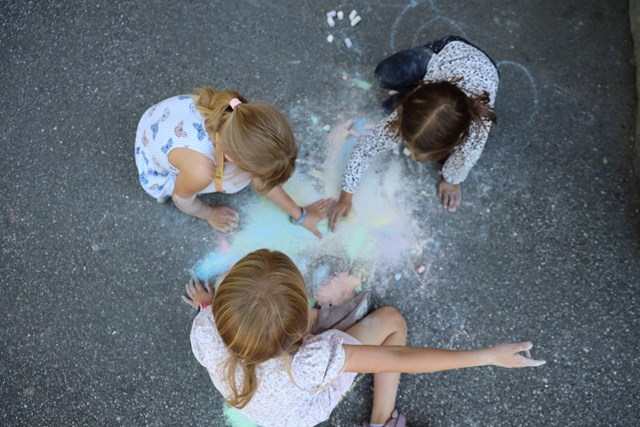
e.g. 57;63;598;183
212;249;310;409
193;87;297;194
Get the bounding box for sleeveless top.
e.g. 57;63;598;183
134;95;252;199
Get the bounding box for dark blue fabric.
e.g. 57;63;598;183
374;35;497;113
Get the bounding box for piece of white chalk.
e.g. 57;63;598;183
326;10;336;18
402;147;411;156
326;34;334;43
349;10;358;20
350;15;362;26
327;17;335;27
337;10;344;20
344;37;352;48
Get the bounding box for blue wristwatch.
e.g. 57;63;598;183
289;207;307;225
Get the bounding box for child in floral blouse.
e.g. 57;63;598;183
330;36;498;230
183;249;544;427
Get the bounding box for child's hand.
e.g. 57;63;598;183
329;191;353;231
206;206;240;232
489;342;546;368
437;179;461;212
181;278;214;309
302;198;335;238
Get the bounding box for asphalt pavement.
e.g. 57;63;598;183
1;1;639;426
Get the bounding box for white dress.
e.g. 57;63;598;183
134;95;252;199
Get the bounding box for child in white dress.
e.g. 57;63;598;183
135;87;333;237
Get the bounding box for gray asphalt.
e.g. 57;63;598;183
1;1;639;426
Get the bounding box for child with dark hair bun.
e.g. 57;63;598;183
184;249;544;427
330;36;498;230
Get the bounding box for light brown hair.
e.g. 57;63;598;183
212;249;310;409
194;87;297;193
391;81;496;162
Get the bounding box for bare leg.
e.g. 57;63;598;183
345;307;407;425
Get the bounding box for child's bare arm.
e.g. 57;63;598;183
342;342;545;374
263;185;334;238
169;148;239;231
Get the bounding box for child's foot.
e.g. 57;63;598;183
359;409;407;427
313;291;369;334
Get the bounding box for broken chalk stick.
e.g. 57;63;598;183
322;124;331;132
327;17;335;27
416;265;426;274
344;37;352;48
349;10;358;20
337;10;344;20
326;10;337;18
402;147;411;156
394;273;403;281
349;129;361;137
350;15;362;26
343;119;354;130
327;34;334;43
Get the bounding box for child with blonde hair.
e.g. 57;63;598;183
135;87;333;237
184;249;545;427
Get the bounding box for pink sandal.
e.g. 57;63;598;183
313;291;369;335
360;409;407;427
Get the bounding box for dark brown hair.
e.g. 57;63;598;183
391;81;496;162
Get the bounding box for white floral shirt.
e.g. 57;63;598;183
190;308;354;427
341;41;499;191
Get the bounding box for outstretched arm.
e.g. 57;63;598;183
343;341;545;374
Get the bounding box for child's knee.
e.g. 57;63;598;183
375;306;407;333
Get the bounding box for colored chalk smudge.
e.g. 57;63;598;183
223;404;258;427
315;273;362;305
351;79;372;91
195;118;423;301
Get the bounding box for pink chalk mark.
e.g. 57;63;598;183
218;236;230;252
314;273;362;305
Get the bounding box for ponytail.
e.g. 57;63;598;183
193;87;297;194
194;86;247;133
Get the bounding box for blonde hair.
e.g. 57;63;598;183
193;87;297;194
212;249;310;409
